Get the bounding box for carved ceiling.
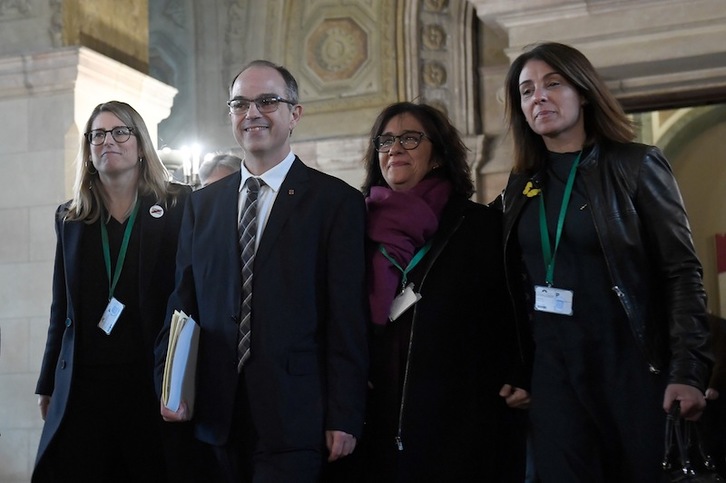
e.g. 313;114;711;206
283;1;397;115
468;0;726;110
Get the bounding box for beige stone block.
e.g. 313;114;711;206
0;98;29;154
0;0;56;53
291;140;319;169
293;138;367;190
0;151;66;209
0;318;30;374
479;65;508;136
327;168;366;192
29;205;58;263
0;209;29;263
292;137;368;189
0;262;53;319
0;374;39;429
315;137;368;171
28;94;76;152
30;316;50;375
0;427;35;483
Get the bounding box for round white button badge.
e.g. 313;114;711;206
149;204;164;218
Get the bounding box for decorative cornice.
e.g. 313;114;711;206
0;46;177;124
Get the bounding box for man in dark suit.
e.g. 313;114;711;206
155;60;369;482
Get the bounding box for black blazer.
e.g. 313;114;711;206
154;158;369;451
34;189;189;472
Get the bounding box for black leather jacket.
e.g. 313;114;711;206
501;141;712;390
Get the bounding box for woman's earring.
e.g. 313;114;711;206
139;157;143;164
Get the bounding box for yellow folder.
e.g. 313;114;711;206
161;310;200;417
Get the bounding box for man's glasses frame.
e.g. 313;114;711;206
227;96;296;115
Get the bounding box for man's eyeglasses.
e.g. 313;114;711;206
373;131;428;153
227;96;296;115
85;126;135;146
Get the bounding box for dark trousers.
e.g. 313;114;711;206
207;370;324;483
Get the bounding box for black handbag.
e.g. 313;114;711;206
662;401;725;482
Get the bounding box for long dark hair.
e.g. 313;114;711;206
504;42;635;173
361;102;474;197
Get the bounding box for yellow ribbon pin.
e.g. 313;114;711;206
523;181;541;198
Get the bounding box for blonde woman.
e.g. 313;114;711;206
33;101;192;481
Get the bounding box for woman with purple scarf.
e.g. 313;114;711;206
352;102;528;482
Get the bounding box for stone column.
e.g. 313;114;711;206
0;46;175;482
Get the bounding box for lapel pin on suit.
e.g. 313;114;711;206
149;204;165;218
288;189;295;195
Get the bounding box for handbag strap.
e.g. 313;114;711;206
673;404;697;477
664;401;726;482
664;405;675;468
691;414;720;473
664;401;697;478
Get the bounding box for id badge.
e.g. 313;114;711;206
534;285;573;316
389;283;422;322
98;297;125;335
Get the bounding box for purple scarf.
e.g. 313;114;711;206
366;177;452;326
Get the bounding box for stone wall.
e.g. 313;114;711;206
0;47;175;482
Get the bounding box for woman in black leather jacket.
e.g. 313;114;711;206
499;42;712;482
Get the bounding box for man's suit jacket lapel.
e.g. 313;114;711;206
220;171;244;263
210;173;246;309
254;158;310;270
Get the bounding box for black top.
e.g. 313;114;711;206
78;215;143;367
517;149;631;354
518;150;604;293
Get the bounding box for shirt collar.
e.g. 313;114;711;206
238;151;295;194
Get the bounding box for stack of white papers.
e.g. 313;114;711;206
162;310;200;416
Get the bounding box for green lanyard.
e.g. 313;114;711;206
538;151;582;286
100;200;140;300
378;240;433;291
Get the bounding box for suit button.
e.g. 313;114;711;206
65;318;72;327
60;360;67;369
